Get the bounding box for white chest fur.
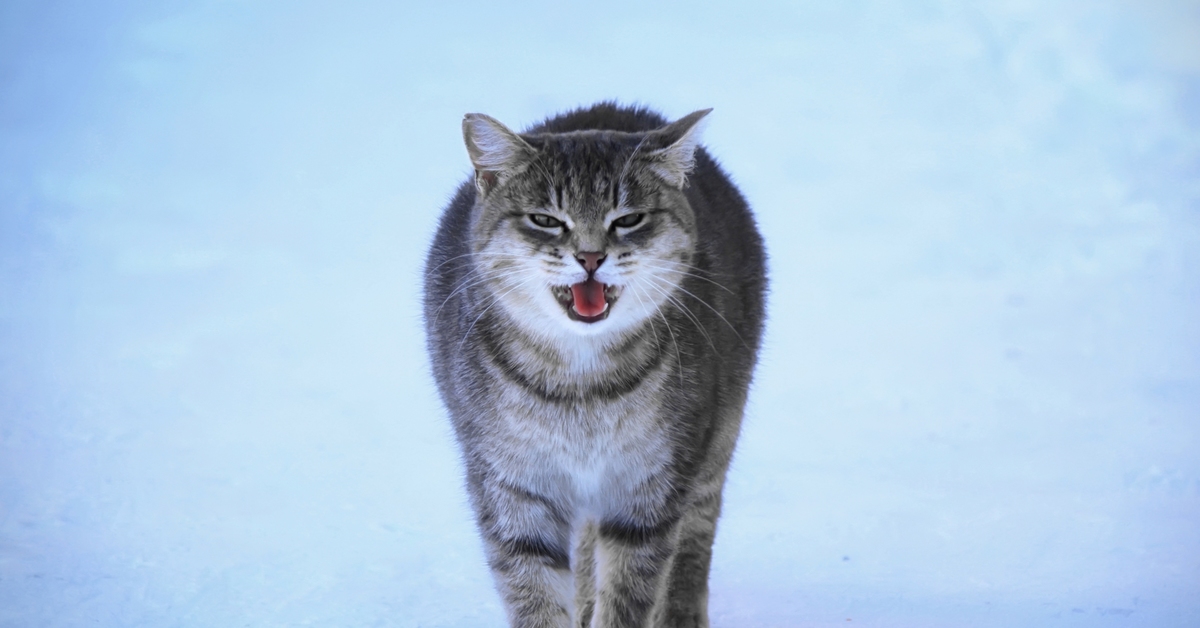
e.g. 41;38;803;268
486;333;673;519
498;395;670;518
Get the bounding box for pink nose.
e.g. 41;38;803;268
576;251;606;273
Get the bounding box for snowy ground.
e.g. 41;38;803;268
2;1;1198;626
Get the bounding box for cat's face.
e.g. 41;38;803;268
462;112;709;341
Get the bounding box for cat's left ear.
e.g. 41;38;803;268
463;113;536;197
643;108;712;189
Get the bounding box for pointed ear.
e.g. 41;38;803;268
643;108;711;188
462;113;535;196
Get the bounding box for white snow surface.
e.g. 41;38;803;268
2;1;1198;626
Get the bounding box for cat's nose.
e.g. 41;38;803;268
576;251;606;274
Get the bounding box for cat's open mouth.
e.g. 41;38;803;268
555;279;620;324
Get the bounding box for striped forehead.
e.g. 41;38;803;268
533;133;636;215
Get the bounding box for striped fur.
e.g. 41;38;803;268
424;103;766;628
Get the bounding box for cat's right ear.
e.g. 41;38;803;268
463;113;535;197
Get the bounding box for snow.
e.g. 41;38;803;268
2;0;1198;625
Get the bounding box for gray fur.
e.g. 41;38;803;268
424;102;766;628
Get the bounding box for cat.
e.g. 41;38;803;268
423;102;766;628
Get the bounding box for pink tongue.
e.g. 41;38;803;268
570;279;608;317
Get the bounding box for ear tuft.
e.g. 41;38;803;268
462;113;535;195
645;108;711;188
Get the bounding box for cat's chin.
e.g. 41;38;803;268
554;283;622;325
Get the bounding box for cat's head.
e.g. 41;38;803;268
460;109;710;341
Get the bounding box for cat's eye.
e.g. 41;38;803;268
611;213;646;229
529;214;565;229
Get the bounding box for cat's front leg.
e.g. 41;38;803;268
471;472;575;628
590;517;679;628
651;480;724;628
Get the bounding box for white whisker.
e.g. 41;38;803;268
433;265;531;321
635;260;737;296
456;275;539;352
640;277;718;355
650;274;748;348
630;281;684;389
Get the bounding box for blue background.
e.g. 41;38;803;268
2;1;1198;625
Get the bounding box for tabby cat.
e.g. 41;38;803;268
423;102;766;628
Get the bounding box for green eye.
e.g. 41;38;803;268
529;214;565;229
612;213;645;229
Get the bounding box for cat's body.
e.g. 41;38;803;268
424;103;765;628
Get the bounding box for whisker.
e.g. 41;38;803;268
456;275;539;353
431;250;550;310
640;278;718;356
634;260;737;296
427;251;529;275
642;257;738;279
631;281;684;389
628;283;662;353
433;266;531;321
652;275;748;348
